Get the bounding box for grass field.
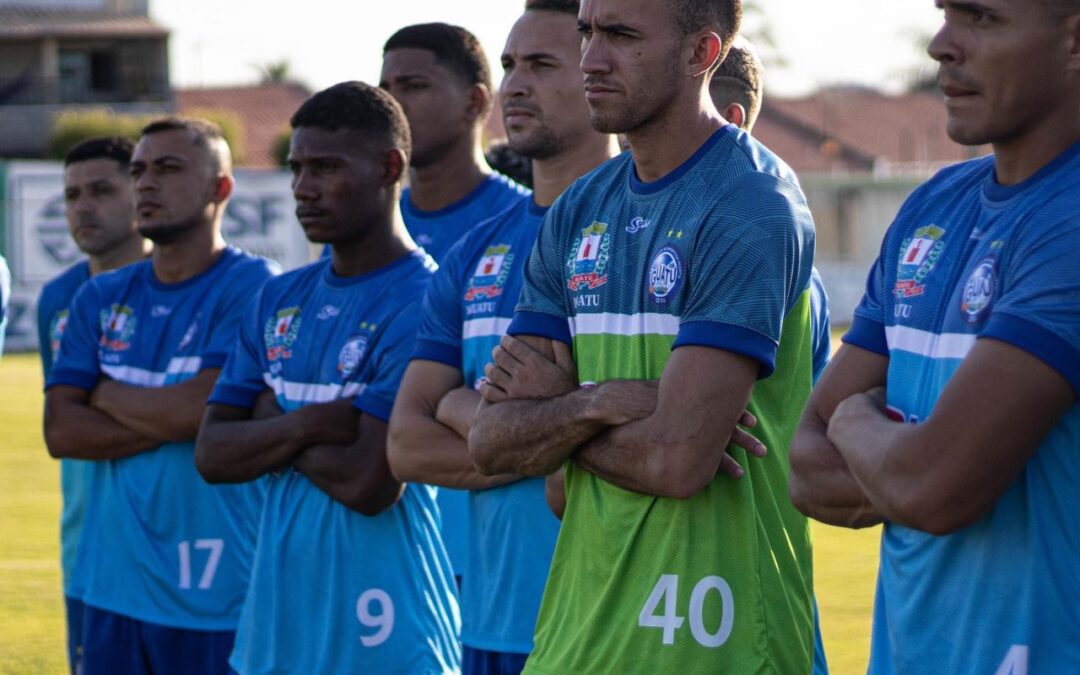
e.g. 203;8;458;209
0;351;881;674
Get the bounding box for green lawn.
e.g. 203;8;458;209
0;351;881;674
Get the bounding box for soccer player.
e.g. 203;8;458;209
468;0;820;671
380;21;531;582
195;82;460;674
789;1;1080;672
43;118;277;675
0;254;9;357
388;2;619;673
36;136;150;674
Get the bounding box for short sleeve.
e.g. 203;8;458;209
202;261;276;369
674;177;812;378
509;202;571;344
809;269;832;383
980;220;1080;393
36;288;55;380
353;304;424;422
412;238;467;368
208;288;270;409
47;282;103;391
842;240;890;357
0;256;9;358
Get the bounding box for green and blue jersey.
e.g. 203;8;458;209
845;140;1080;675
511;126;819;674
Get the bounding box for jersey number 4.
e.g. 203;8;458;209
638;574;735;648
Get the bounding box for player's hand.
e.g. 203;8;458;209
590;380;659;425
252;389;284;420
716;410;768;480
480;335;578;402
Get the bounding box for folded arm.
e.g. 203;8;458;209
388;359;518;490
574;346;760;499
827;339;1074;535
91;369;221;443
789;344;888;529
44;385;159;460
195;392;359;484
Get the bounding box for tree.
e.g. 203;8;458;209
256;60;292;85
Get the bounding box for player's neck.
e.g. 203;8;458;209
330;216;413;278
406;137;489;212
150;224;227;285
532;133;620;207
992;103;1080;186
88;235;150;277
626;90;725;184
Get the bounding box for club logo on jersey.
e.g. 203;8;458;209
49;310;70;363
338;335;370;379
960;257;997;324
465;245;514;301
627;216;651;234
264;307;301;361
647;247;683;304
99;304;136;352
895;225;946;299
567;222;611;292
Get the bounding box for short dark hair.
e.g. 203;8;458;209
525;0;579;14
291;81;412;159
383;23;491;92
1044;0;1080;19
64;136;134;168
710;37;763;130
669;0;742;55
140;116;231;172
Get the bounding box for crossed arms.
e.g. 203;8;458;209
467;334;766;500
790;340;1074;534
196;391;403;516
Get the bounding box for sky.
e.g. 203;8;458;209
152;0;944;98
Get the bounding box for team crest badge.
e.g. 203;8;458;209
895;225;946;299
960;257;996;324
264;307;301;361
465;245;514;301
337;335;370;379
567;222;612;291
49;310;70;362
647;247;682;304
99;304;137;352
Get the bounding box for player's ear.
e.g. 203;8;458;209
722;103;746;130
687;30;722;78
384;148;407;185
466;82;493;124
212;173;234;204
1066;12;1080;74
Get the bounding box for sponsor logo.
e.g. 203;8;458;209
627;216;650;234
648;247;682;304
465;245;514;301
317;305;341;320
894;224;946;299
338;334;370;379
49;310;69;363
567;222;612;291
99;304;137;352
264;307;301;361
151;304;172;318
960;257;996;324
178;317;199;351
574;294;600;309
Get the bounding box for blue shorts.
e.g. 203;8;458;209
81;604;235;675
462;645;529;675
65;596;84;675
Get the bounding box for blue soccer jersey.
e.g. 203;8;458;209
47;247;277;630
0;254;10;357
844;141;1080;674
37;260;93;596
413;198;561;654
402;172;531;584
209;253;461;674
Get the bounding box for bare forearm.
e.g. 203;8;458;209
469;388;609;476
45;397;158;460
294;442;403;516
829;410;916;526
389;409;518;490
94;371;218;442
196;413;310;483
789;418;884;528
